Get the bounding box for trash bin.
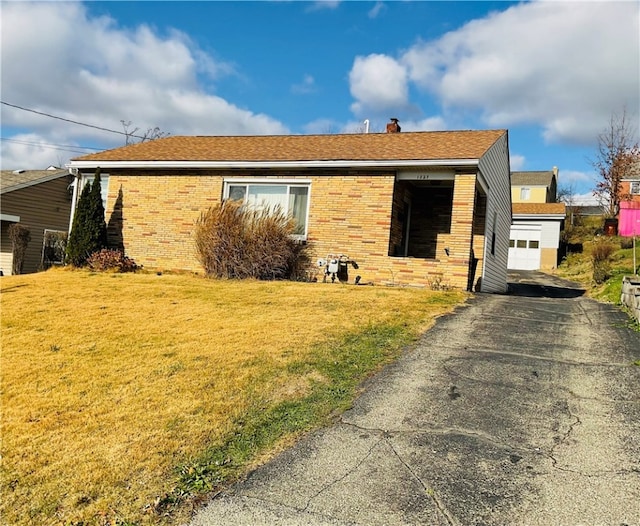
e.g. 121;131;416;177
604;218;618;236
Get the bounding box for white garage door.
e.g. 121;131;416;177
508;225;541;270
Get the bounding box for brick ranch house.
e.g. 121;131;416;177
67;126;512;292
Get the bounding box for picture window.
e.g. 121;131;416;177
224;181;310;238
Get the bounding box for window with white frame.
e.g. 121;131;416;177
519;187;531;200
630;181;640;194
81;173;110;210
224;181;310;238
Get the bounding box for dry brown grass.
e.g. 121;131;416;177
1;268;465;525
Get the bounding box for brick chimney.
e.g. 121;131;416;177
386;118;401;133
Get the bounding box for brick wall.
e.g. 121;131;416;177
104;169;477;289
105;171;223;272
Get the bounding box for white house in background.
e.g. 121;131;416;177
508;169;566;271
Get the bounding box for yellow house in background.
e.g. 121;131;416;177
508;168;565;271
511;168;558;204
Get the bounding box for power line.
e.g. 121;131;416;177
1;137;103;153
1;145;92;156
1;100;148;140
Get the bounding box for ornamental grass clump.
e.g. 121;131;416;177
194;200;312;280
591;237;616;284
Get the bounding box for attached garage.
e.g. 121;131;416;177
508;203;566;271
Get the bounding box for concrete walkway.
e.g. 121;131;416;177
189;271;640;526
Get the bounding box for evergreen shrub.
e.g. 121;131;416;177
66;169;108;266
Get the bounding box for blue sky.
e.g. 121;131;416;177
1;1;638;204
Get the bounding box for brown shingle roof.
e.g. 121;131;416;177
511;171;555;187
513;203;566;215
1;169;69;194
71;130;507;163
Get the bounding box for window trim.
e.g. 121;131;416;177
223;179;311;239
519;187;531;200
630;181;640;195
80;172;110;211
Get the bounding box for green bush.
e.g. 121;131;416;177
620;237;634;249
66;169;108;267
592;261;611;284
194;200;312;280
8;223;31;275
86;249;138;273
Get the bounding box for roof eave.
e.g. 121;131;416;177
512;214;566;220
0;170;70;194
66;158;481;170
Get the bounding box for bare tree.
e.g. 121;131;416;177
121;120;170;146
591;108;640;217
557;181;578;226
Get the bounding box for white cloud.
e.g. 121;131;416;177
0;2;288;169
308;1;341;12
396;116;447;132
400;1;639;145
1;134;81;170
303;118;342;134
510;154;526;171
368;2;386;19
558;170;591;185
291;75;317;95
572;192;600;207
349;54;409;116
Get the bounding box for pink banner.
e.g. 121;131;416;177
619;201;640;236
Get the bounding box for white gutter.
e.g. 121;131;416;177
68;172;81;234
1;213;20;222
67;158;481;170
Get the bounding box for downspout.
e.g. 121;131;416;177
67;168;80;234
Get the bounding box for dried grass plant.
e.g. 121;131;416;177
194;200;312;280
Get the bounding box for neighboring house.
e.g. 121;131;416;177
614;160;640;236
620;179;640;203
508;168;565;270
1;168;73;275
567;205;606;217
620;160;640;205
67;125;512;292
511;168;558;204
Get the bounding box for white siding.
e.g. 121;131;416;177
477;133;511;293
1;221;14;275
541;221;560;249
512;219;561;249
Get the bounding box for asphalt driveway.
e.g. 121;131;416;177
189;271;640;526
